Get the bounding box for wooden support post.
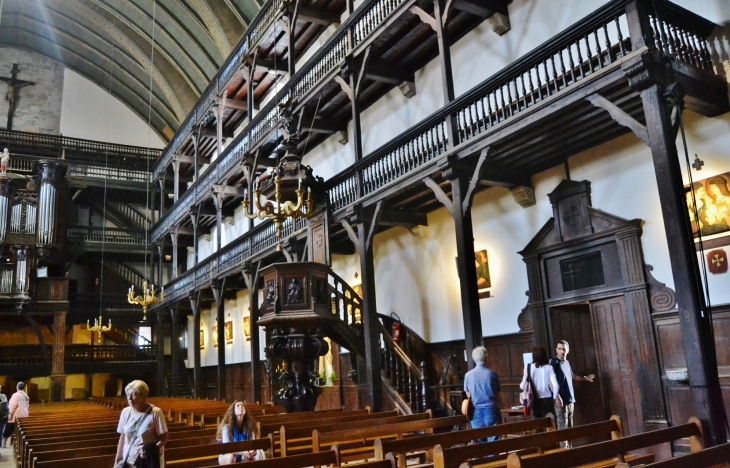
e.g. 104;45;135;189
172;159;181;203
190;209;199;265
212;279;227;401
641;83;727;445
156;241;165;287
170;228;179;279
193;126;201;182
217;97;226;157
156;311;166;396
213;192;224;251
50;310;66;402
425;156;485;369
158;177;166;217
170;306;179;397
243;261;262;403
246;66;256;122
342;204;384;410
190;291;202;398
622;0;727;444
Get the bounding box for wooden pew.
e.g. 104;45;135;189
434;416;627;468
504;418;705;468
374;416;556;468
196;450;341;468
323;415;467;463
163;437;274;468
280;412;431;457
615;442;730;468
256;409;372;438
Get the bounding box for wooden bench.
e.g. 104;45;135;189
164;437;274;468
435;416;627;468
256;409;373;438
280;412;431;456
374;416;556;468
504;418;705;468
615;441;730;468
323;415;467;463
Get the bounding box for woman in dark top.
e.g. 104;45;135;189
216;401;257;464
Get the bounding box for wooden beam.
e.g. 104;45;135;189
453;0;494;18
378;209;428;229
213;184;247;197
223;99;250;112
363;64;415;85
289;5;340;26
301;116;347;134
245;55;286;75
199;127;234;139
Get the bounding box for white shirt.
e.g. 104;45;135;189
520;364;559;399
117;405;168;465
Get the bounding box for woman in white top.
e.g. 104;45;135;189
114;380;169;468
520;346;563;419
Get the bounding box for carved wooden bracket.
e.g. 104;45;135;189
586;93;650;145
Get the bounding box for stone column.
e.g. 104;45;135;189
50;310;66;402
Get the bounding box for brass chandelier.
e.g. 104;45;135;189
128;281;164;321
242;100;317;238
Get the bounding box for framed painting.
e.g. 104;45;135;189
212;325;218;347
199;330;205;349
687;172;730;249
475;249;491;298
243;316;251;341
224;321;233;343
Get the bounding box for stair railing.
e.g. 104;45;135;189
108;201;151;230
327;270;363;326
106;260;147;288
378;321;427;412
113;323;153;347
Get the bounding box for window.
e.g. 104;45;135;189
138;326;152;347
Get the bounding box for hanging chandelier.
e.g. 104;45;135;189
242;99;317;238
128;281;164;321
88;315;111;343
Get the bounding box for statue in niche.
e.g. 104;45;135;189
287;278;303;304
1;148;9;175
266;281;276;305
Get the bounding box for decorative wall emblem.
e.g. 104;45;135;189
708;249;728;274
562;205;581;226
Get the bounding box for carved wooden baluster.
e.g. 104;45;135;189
471;103;479;134
583;36;594;74
459;112;468;141
685;32;700;68
419;361;427;412
408;368;416;405
549;56;560;93
615;16;626;57
558;49;568;89
602;24;613;64
575;41;585;79
496;87;506;121
399;146;407;175
565;45;576;85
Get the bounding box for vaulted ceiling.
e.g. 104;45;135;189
0;0;263;141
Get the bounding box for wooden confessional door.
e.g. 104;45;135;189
590;296;644;436
550;304;605;427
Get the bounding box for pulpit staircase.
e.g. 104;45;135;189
103;323;153;347
164;356;194;398
324;271;429;414
104;260;148;290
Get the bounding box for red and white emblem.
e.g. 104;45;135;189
708;249;728;275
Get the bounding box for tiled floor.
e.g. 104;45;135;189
0;445;15;468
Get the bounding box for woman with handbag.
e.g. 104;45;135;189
216;401;262;464
2;382;29;449
113;380;169;468
520;347;563;419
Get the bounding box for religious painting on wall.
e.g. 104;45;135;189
243;316;251;341
200;330;205;349
475;249;492;299
224;321;233;343
687;172;730;247
212;325;218;347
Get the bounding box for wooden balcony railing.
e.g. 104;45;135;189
65;345;156;362
0;128;160;165
151;0;419;243
9;153;149;183
70;293;138;311
326;0;719;212
67;227;147;245
161;216;308;304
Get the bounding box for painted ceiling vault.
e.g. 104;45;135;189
0;0;263;141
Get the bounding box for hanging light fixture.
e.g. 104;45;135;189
129;0;164;318
127;281;164;321
242;98;317;238
88;315;112;343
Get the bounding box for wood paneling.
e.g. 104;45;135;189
591;296;643;436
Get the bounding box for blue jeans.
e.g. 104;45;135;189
470;406;501;442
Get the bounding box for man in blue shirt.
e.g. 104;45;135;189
464;346;502;441
550;340;595;448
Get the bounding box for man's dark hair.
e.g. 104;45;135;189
532;346;549;367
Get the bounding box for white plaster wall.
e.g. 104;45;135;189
184;0;730;352
60;69;165;148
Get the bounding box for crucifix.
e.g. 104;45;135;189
0;64;36;130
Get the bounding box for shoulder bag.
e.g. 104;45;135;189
519;363;537;416
460;391;475;421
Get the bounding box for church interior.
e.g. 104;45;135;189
0;0;730;466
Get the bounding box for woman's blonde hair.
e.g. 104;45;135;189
124;380;149;398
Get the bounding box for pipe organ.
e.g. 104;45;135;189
0;159;67;300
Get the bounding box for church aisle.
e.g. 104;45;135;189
0;445;14;468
